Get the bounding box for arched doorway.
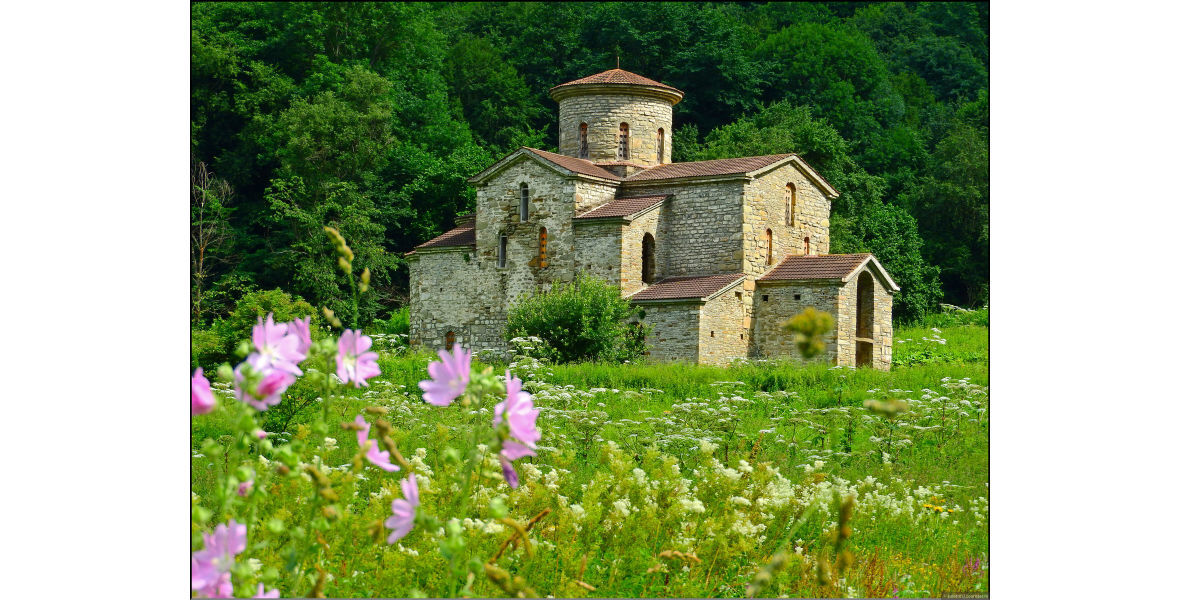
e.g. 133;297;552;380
855;271;873;367
641;233;655;284
445;330;456;352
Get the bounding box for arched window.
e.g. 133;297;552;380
538;227;548;268
786;183;797;226
519;183;529;222
618;123;630;160
766;229;773;264
803;236;810;255
444;331;455;352
578;123;589;159
657;128;665;163
498;234;507;268
641;233;655;284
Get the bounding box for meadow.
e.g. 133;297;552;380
191;310;988;598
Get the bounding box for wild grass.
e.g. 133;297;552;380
192;319;988;598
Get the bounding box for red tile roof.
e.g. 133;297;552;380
624;154;795;182
414;224;475;250
574;195;669;220
630;273;746;302
550;69;683;95
522;147;622;181
759;254;872;281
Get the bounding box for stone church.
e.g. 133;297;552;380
407;69;897;369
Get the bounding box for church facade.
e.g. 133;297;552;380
406;69;897;369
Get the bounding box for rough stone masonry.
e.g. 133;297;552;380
407;68;898;368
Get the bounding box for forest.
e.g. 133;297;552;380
191;1;989;327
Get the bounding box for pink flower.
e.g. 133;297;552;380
192;368;216;415
247;314;305;377
253;429;268;440
494;370;540;447
237;480;254;497
253;583;280;598
288;316;312;355
233;364;295;412
385;473;419;544
336;329;381;387
354;414;399;472
192;520;247;597
499;440;536;489
418;344;471;406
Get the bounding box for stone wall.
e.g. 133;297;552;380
575;180;619;213
751;281;841;364
557;93;673;167
618;181;746;277
638;302;699;363
618;205;668;296
407;249;506;354
742;162;832;276
697;283;750;366
572;221;622;288
834;267;894;370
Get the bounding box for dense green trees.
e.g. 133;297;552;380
191;2;988;324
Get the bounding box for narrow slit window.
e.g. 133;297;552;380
787;183;797;227
766;229;773;264
579;123;589;158
641;233;655;284
618;123;629;160
657;128;665;163
538;227;548;268
498;235;507;268
803;236;810;255
519;183;529;222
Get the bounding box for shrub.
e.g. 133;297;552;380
191;289;320;368
372;306;410;335
190;327;224;370
505;274;646;363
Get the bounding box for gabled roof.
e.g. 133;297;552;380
622;153;839;198
629;273;746;303
468;147;622;185
549;69;684;104
413;223;475;251
759;254;900;292
574;195;669;221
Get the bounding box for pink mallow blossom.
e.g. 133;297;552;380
499;440;536;489
495;370;541;447
192;368;216;415
418;344;472;406
234;364;295;412
385;473;419;544
247;314;306;377
253;583;280;598
354;414;399;472
237;480;254;497
192;520;246;598
336;329;381;387
288;316;312;355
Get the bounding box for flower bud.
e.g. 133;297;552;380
360;268;370;285
216;363;234;382
235;340;251;358
338;256;352;274
488;497;508;519
266;518;285;534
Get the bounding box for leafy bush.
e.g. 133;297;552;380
191;327;224;370
505;274;646;363
221;289;317;345
191;289;320;368
372;306;410;335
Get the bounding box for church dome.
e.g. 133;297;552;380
549;68;684;105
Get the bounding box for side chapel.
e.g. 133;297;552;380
407;69;897;368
